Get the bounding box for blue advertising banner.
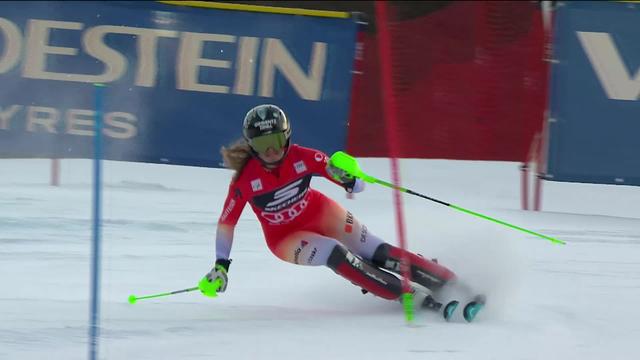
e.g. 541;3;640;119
0;1;357;167
547;1;640;186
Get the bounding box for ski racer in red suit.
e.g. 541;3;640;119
198;104;484;321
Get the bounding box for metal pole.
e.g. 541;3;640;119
89;84;105;360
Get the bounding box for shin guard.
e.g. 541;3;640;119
372;244;456;290
327;245;403;300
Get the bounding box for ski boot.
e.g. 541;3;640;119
418;294;461;321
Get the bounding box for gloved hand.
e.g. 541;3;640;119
198;259;231;297
326;163;356;191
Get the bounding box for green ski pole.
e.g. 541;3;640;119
128;279;221;304
329;151;565;246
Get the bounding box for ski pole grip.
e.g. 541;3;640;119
329;151;376;183
212;278;222;292
207;278;223;298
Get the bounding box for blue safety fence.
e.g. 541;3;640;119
0;1;357;167
546;1;640;186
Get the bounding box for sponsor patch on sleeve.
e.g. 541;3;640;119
294;160;307;174
251;178;263;192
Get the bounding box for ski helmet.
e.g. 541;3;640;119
242;104;291;154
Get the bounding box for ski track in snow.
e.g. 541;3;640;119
1;159;639;360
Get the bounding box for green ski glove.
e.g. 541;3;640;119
198;259;231;298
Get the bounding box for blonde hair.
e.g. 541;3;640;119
221;138;253;180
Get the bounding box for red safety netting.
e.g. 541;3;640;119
347;1;547;162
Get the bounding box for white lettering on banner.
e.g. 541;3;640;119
177;32;235;94
66;110;137;138
259;38;326;101
0;17;328;100
0;104;137;139
0;18;21;73
84;26;179;87
577;31;640;101
67;109;96;136
0;105;22;130
23;20;87;82
82;25;128;83
27;106;59;133
233;36;259;96
104;112;137;139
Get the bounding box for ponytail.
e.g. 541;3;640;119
220;138;253;180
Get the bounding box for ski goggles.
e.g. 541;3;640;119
249;132;287;153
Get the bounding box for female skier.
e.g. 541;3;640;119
198;104;483;321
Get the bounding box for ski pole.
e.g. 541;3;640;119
329;151;565;245
128;279;221;304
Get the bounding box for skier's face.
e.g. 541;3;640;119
250;131;287;166
258;146;285;165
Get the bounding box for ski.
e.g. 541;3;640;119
419;293;486;323
462;295;486;322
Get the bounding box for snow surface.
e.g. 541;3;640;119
1;158;640;360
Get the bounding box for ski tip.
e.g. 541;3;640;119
443;300;459;321
463;301;484;322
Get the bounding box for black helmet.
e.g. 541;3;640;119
242;104;292;154
242;104;291;140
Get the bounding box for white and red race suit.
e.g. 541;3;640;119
215;144;455;300
216;144;378;261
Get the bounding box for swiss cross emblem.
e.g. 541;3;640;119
251;179;263;192
294;161;307;174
